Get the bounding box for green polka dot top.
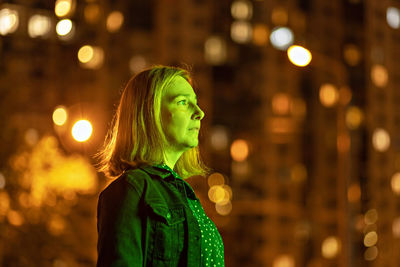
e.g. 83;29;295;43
156;164;225;266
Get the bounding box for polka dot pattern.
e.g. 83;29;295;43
187;198;225;266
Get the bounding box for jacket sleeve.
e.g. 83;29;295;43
96;178;144;267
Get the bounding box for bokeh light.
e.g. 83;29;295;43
129;55;147;74
287;45;312;67
7;210;24;226
231;21;252;44
273;254;295;267
106;11;124;33
56;19;73;36
230;139;249;162
71;120;93;142
270;26;294;50
392;217;400;238
25;128;39;146
231;0;253;20
52;106;68;126
364;246;378;261
343;44;361;66
321;236;341;259
391;172;400;195
347;183;361;203
208;185;227;203
77;45;104;69
208;172;225;187
319;83;339;107
0;8;19;35
346;106;363;129
205;36;227;65
364;231;378;247
210;126;229;151
0;172;5;189
364;209;378;225
272;93;291;115
215;200;232;215
371;64;388;87
252;24;269;46
28;14;51;38
55;0;73;17
387;7;400;29
372;128;390;152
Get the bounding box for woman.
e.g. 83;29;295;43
96;65;225;266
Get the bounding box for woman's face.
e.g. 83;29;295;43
161;76;205;151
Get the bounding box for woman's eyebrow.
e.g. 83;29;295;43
173;94;197;100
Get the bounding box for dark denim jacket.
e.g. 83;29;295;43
96;165;202;267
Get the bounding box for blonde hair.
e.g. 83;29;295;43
96;65;209;179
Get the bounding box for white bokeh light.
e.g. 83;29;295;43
387;7;400;29
270;26;294;50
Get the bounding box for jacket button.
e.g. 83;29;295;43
166;212;171;219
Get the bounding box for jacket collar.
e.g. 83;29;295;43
140;164;180;180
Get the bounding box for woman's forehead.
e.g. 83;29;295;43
164;76;196;97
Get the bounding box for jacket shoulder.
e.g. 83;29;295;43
100;168;151;198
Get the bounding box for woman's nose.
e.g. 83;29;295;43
193;105;205;120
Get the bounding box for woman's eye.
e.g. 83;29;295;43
177;99;187;105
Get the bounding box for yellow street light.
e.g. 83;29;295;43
287;45;312;67
71;120;92;142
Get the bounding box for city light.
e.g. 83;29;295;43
77;45;104;69
319;83;339;107
56;19;73;36
391;172;400;195
364;231;378;247
230;21;252;44
230;0;253;20
273;254;295;267
321;236;341;258
272;93;291;115
343;44;361;66
287;45;312;67
364;246;378;261
387;7;400;29
372;128;390;152
208;185;227;203
129;55;147;74
210;126;229;151
24;128;39;146
364;209;378;225
55;0;73;17
207;172;225;187
347;183;361;203
52;106;68;126
106;11;124;32
270;26;294;50
371;64;388;87
345;106;363;129
230;139;249;162
215;200;232;215
0;172;5;189
205;36;227;65
0;8;19;35
392;217;400;238
7;210;24;226
28;14;51;38
71;120;92;142
78;45;94;63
